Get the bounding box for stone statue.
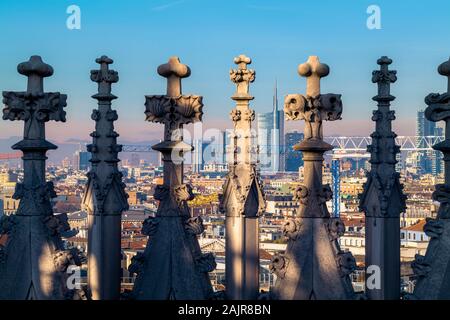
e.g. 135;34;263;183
130;57;215;299
271;56;356;300
82;56;129;300
0;56;83;299
220;55;265;300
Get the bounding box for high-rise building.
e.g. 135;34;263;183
285;131;304;172
192;139;203;173
256;81;285;173
62;157;71;169
416;110;442;175
73;150;91;171
130;153;141;168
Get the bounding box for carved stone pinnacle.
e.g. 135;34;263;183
298;56;329;97
230;54;255;101
157;56;191;97
18;56;53;95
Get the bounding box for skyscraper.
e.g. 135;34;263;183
73;150;91;171
285;131;304;172
416;110;442;175
192;138;203;173
256;81;285;173
130;153;141;167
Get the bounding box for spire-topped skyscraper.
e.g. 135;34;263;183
256;80;284;173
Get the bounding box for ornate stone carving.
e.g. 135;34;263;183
269;254;289;279
336;252;357;277
292;185;309;205
328;218;345;241
131;57;214;300
81;56;129;300
220;55;265;300
53;248;84;273
185;216;205;236
358;57;406;300
413;58;450;300
431;184;450;218
423;218;444;239
282;218;302;240
43;213;77;238
128;252;146;275
0;215;16;235
142;217;161;237
411;254;431;278
196;253;217;273
154;184;170;201
0;56;79;300
318;184;333;205
272;56;355;300
174;184;195;205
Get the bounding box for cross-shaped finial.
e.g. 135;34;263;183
234;54;251;70
157;56;191;97
372;56;397;101
17;56;53;95
284;56;341;141
230;54;255;99
91;55;119;100
298;56;329;97
3;56;66;133
146;57;203;142
438;57;450;93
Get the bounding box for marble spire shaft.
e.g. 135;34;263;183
82;56;129;300
272;56;356;300
0;56;83;299
411;58;450;300
130;57;215;300
359;57;406;300
221;55;265;300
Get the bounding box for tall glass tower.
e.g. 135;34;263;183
416;109;442;175
256;81;284;173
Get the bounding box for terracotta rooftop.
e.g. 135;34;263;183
341;217;365;227
404;219;426;232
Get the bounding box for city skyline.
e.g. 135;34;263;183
2;1;450;304
1;0;450;142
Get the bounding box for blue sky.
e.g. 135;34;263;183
1;0;450;142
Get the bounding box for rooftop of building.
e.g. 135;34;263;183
404;219;426;232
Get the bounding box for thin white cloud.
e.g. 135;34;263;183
246;4;287;12
151;0;186;12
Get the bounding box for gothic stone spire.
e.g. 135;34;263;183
0;56;83;299
82;56;129;300
359;56;406;300
220;55;265;300
271;56;356;300
130;57;215;300
410;58;450;300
